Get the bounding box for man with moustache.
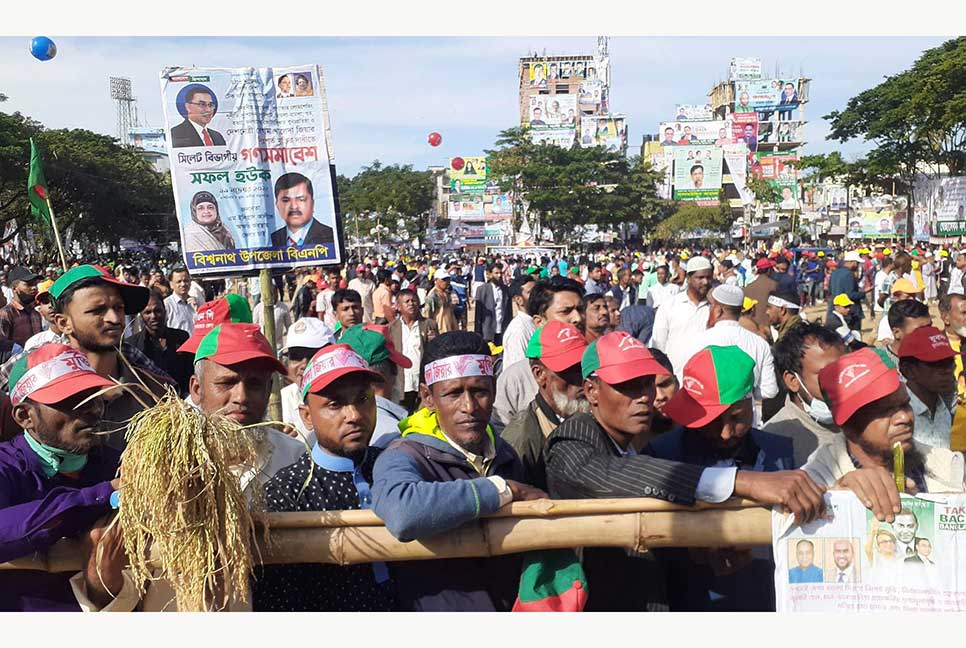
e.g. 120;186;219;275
0;266;43;348
501;321;589;490
269;173;336;248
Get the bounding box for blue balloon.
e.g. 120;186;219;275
30;36;57;61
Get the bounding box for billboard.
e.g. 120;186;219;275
673;147;723;201
756;153;799;183
579;80;604;106
729;57;762;81
735;79;800;113
528;95;578;129
581;115;626;152
722;144;755;206
128;127;167;155
759;120;805;144
847;208;904;238
529;60;548;88
447;222;486;245
160;65;342;275
485;193;513;217
449;156;487;193
731;113;759;153
531;128;576;149
659;120;731;146
448;197;484;220
673;104;714;121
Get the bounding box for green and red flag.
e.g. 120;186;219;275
512;549;588;612
27;138;51;225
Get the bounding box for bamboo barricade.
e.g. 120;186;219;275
0;497;774;573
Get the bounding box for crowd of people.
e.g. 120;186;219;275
1;238;964;611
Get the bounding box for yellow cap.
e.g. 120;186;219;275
892;278;920;295
941;250;950;257
883;248;892;255
742;297;758;312
833;293;854;307
817;251;825;257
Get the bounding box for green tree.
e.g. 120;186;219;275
653;203;729;242
338;160;435;241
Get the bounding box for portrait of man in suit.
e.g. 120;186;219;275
276;74;294;98
270;172;335;248
170;85;226;149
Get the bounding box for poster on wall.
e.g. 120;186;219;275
731;114;760;153
449;156;487;193
672;146;723;201
528;95;578;129
729;57;763;81
660;120;731;146
160;65;342;275
735;79;800;113
674;104;714;121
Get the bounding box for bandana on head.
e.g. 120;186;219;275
9;349;97;407
423;354;494;386
767;295;800;310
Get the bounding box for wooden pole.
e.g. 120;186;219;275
259;268;283;423
44;198;68;272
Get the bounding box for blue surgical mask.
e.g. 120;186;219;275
794;373;835;426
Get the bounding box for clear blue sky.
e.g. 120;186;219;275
0;36;950;175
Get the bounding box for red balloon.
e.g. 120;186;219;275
428;132;442;147
451;157;465;171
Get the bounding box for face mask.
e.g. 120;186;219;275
794;373;835;426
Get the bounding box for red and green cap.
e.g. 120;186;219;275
8;343;117;407
663;345;755;428
526;321;587;372
512;548;588;612
194;323;286;375
178;294;253;354
300;343;384;400
49;264;149;314
581;331;669;383
818;347;901;427
339;323;412;369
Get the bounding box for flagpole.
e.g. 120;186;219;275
44;197;68;272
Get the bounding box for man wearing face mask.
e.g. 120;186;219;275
648;345;793;611
765;322;845;467
501;321;590;490
0;266;43;349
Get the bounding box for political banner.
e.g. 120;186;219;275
578;116;625;151
532;127;576;149
759;120;804;144
914;176;966;224
449;156;487;193
730;113;758;153
546;59;591;81
128;127;167;155
729;57;762;81
448;222;485;245
659;120;732;146
485;193;513;217
756;153;799;182
847;208;903;238
528;95;578;130
529;60;548;88
722;144;754;206
579;80;604;106
673;146;723;201
673;104;714;121
774;492;966;612
160;65;342;275
735;79;800;113
448;196;485;220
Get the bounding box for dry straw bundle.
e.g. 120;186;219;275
116;387;263;611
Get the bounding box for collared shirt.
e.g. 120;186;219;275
187;118;213;143
649;290;711;374
285;224;310;246
400;319;422;393
281;382;314;445
584;277;602;295
834;564;856;583
164;293;196;335
501;311;536;369
492;283;505;334
0;299;42;348
908;388;956;449
645;281;681;311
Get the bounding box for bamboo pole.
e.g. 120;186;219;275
45;197;68;272
0;499;774;573
259;268;282;423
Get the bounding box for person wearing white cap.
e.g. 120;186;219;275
767;291;803;341
280;317;336;444
682;284;779;426
650;255;713;373
424;268;458;334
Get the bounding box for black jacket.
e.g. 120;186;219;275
270;218;335;248
170;119;226;148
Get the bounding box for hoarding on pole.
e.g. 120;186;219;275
160;65;343;275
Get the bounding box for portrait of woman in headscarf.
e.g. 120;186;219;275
183;191;237;252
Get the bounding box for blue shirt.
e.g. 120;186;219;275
788;565;824;584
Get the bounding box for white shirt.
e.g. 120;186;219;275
254;302;292;350
187;119;214;144
189;281;206;307
874;270;890;313
646;281;681;311
400;319;423;393
876;315;893;344
164;293;196;335
371;396;409;447
348;277;375;323
492;283;505;334
834;564;856;583
950;266;964;295
649;290;711;374
284;224;310;246
501;312;536;369
316;288;336;328
280;382;314;445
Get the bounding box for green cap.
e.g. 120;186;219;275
339;324;412;369
662;345;755;428
49;264;149;314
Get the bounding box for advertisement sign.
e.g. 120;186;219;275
448;196;484;220
532;128;576;149
774;492;966;612
673;147;723;201
759;120;804;144
128;127;167;155
729;57;762;81
756;153;799;181
447;222;485;245
579;80;604;106
587;116;626;152
660;120;731;146
731;114;759;153
914;176;966;229
449;156;487;193
160;65;342;275
528;95;578;129
674;104;714;121
846;208;902;238
722;144;754;206
735;79;800;113
485;193;513;217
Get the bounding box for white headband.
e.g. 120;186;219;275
767;295;800;310
424;354;494;386
10;351;97;406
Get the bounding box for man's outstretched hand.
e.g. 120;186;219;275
735;470;827;524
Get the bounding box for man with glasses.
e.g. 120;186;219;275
171;85;226;148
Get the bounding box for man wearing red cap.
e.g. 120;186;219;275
0;344;123;611
502;321;589;490
744;258;778;329
546;331;826;611
804;347;966;522
897;326;957;449
253;344;397;611
372;331;546;611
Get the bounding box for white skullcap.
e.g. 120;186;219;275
711;284;744;307
685;256;712;273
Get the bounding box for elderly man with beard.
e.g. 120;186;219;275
804;347;966;523
253;344;398;611
372;331;546;611
502;321;589;489
0;344;122;611
648;345;794;611
545;331;827;611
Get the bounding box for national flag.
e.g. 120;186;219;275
512;548;588;612
27;138;50;225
